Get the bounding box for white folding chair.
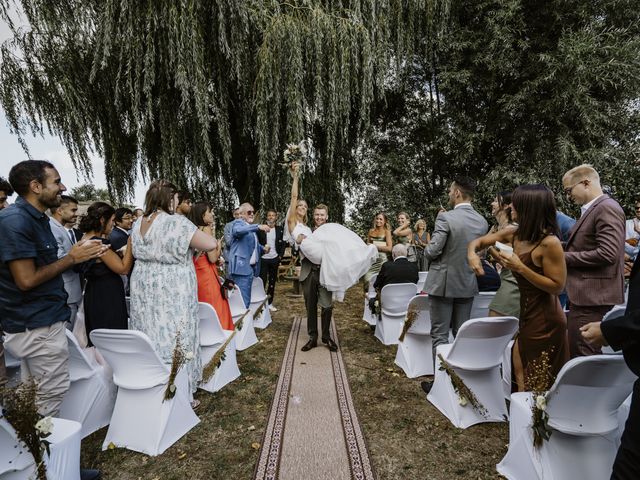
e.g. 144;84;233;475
497;355;636;480
394;295;434;377
198;303;241;393
470;292;496;319
362;273;378;326
602;306;626;355
0;415;82;480
89;329;200;456
417;271;428;293
250;277;272;329
58;331;117;438
374;283;417;345
428;316;519;428
227;285;258;351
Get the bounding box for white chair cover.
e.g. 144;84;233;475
89;329;200;456
417;271;428;293
228;285;258;351
428;316;519;429
470;292;496;319
362;273;378;326
0;416;81;480
197;303;241;393
250;277;272;329
374;283;417;345
497;355;636;480
602;306;626;355
58;331;117;438
395;295;434;377
501;340;514;400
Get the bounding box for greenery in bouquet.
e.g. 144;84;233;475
525;350;554;448
1;380;53;480
437;354;488;417
164;333;195;401
282;140;309;169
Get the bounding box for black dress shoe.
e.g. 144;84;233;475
80;469;102;480
421;380;433;395
301;338;317;351
322;337;338;352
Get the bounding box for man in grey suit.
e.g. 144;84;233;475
49;195;83;328
423;177;488;363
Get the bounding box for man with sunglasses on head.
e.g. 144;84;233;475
562;164;626;358
228;203;271;308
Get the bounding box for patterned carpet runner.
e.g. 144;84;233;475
254;316;375;480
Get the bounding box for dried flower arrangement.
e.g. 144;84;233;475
235;309;250;332
398;306;419;342
163;333;194;401
282;140;308;169
253;298;269;320
201;330;238;383
1;380;53;480
524;350;554;448
437;354;488;416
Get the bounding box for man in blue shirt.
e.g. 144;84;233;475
0;160;105;416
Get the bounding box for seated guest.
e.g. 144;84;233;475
188;202;234;330
109;207;133;251
49;195;82;328
374;244;419;291
468;184;569;392
79;202;134;346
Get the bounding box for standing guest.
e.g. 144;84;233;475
49;195;83;328
374;244;419;290
0;160;105;418
582;253;640;479
562;164;626;358
132;208;144;221
109;207;133;251
0;176;13;210
223;207;240;272
364;212;393;285
624;200;640;261
422;177;488;363
175;190;192;216
79;202;134;346
188;202;234;330
469;184;569;392
556;210;576;243
487;191;521;318
258;209;286;312
413;218;431;271
228;203;271;308
129;180;217;399
393;211;413;246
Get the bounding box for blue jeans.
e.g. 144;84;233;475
230;273;253;308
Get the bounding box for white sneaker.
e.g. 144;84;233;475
269;304;278;312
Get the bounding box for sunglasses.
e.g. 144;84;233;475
246;210;255;215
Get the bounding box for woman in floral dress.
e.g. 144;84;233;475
129;180;217;399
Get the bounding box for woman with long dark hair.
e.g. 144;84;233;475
188;202;234;330
468;184;568;392
79;201;134;345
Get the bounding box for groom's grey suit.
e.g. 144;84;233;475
424;203;488;359
300;255;333;340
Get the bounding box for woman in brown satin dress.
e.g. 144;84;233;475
468;184;569;391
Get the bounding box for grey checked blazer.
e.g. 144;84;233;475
423;204;488;298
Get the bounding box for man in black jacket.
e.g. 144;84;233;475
258;209;287;311
582;254;640;479
374;244;419;291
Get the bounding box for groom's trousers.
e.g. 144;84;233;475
301;264;333;340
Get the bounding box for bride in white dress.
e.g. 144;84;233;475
286;163;377;300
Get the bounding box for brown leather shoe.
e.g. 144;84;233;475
301;338;317;351
322;337;338;352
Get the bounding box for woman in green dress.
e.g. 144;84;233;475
393;211;413;246
488;191;521;318
364;212;392;284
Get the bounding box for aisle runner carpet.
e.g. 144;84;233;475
254;316;376;480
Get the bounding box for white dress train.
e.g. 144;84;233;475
291;222;377;301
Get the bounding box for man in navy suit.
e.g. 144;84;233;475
228;203;271;307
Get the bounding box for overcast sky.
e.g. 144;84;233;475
0;11;147;206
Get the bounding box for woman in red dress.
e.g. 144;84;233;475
188;202;234;330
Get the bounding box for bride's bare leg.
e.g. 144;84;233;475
512;340;525;392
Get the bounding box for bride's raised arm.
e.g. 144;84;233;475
287;162;301;234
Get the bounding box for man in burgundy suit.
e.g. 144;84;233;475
562;164;626;357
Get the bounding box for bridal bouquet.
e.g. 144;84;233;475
1;380;53;480
282;140;309;169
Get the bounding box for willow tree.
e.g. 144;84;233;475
0;0;449;217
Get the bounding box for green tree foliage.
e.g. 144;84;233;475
69;183;110;202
